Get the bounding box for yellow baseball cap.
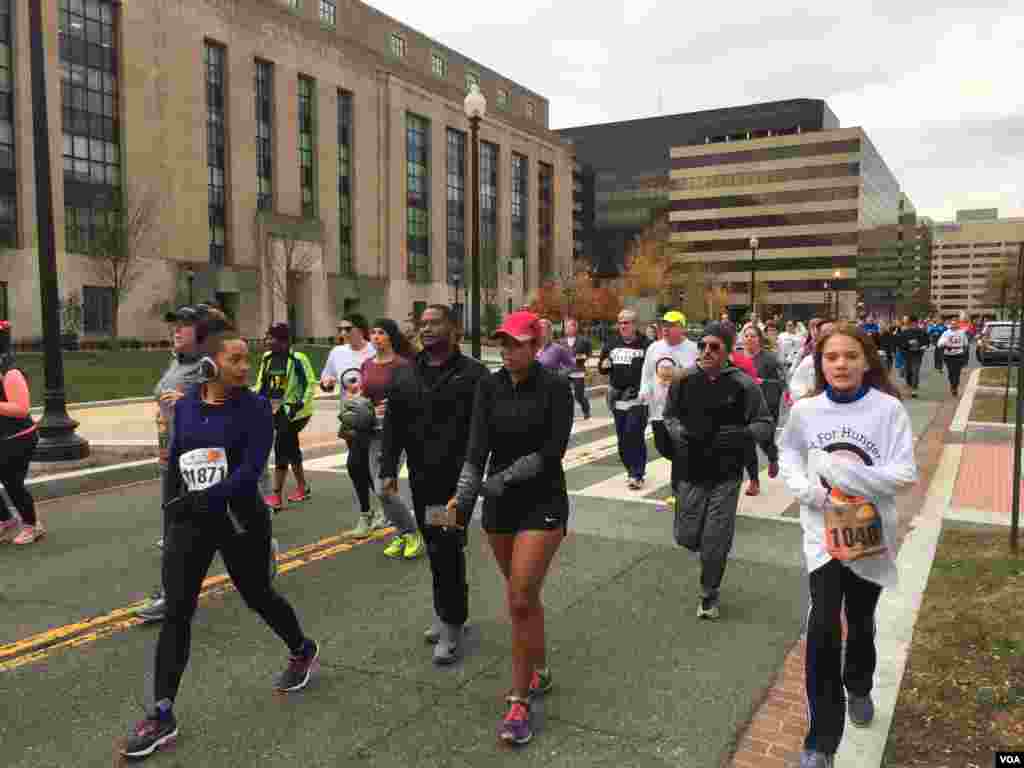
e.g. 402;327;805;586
662;310;686;324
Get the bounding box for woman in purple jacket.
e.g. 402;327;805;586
535;319;575;376
120;330;318;760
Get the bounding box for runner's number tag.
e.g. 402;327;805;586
179;447;229;492
823;489;887;562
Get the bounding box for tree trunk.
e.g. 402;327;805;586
111;293;121;350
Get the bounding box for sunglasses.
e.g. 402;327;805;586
337;325;354;332
697;340;723;352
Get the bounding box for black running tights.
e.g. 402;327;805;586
154;512;306;703
0;432;38;525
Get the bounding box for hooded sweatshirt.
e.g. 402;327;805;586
154;353;207;469
662;363;775;485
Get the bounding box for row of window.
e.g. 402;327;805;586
670;186;859;212
0;0;14;176
677;232;860;253
671;208;859;234
405;112;552;284
672;163;860;192
671;139;861;171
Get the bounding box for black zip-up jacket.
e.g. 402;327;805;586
565;336;593;374
663;364;774;485
379;349;489;503
897;327;930;357
464;361;573;501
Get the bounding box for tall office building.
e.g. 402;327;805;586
857;195;932;320
0;0;572;340
929;210;1024;319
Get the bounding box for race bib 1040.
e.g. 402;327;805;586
179;447;229;492
824;490;887;561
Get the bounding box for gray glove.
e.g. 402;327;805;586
481;453;545;498
454;463;482;513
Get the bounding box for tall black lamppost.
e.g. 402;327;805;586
464;85;487;359
748;235;758;320
833;269;841;318
29;0;89;461
185;267;196;305
452;275;462;331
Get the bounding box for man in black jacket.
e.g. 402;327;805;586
896;315;930;397
663;322;775;620
599;309;651;489
379;305;489;664
563;317;592;420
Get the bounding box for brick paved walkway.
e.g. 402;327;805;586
952;441;1019;515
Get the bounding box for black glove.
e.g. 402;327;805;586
621;386;640;401
187;489;210;516
481;473;506;499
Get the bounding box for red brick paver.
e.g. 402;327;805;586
952;442;1018;515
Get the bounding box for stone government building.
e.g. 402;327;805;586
0;0;573;341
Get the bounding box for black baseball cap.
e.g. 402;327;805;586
165;304;213;323
267;322;291;342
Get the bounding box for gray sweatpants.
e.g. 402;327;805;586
673;476;742;600
367;433;418;535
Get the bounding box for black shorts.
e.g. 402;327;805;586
274;416;310;467
481;491;570;535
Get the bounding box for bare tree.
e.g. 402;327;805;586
263;233;320;324
85;187;162;348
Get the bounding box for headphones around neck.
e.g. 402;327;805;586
199;356;219;381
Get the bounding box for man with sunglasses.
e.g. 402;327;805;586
663;321;775;620
137;304;230;623
598;309;652;489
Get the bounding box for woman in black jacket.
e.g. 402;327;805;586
452;311;573;746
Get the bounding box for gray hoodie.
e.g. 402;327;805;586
154;353;206;473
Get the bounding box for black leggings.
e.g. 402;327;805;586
945;355;967;392
804;559;882;755
346;431;373;514
570;376;590;418
155;509;306;703
0;431;38;525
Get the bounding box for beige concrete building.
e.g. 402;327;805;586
669;126;903;320
929;210;1024;319
0;0;573;342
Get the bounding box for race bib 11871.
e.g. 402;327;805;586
179;447;229;492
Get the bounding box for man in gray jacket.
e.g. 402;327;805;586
662;321;775;620
136;304;230;623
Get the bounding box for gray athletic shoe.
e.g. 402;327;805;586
369;505;389;531
799;750;833;768
137;595;166;624
847;693;875;727
424;618;442;645
433;623;461;665
697;597;720;620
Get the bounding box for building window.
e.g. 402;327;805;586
83;285;114;334
525;101;535;120
538;162;553;278
337;90;353;276
446;128;465;285
431;52;447;79
511;152;527;258
406;113;429;282
255;60;273;211
480;141;498;289
205;42;226;265
0;0;14;175
298;75;316;218
319;0;335;26
287;0;300;8
465;71;479;92
497;88;509;108
59;0;121;196
390;33;406;58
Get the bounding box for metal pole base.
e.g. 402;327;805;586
34;409;91;462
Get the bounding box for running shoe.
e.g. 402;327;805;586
529;667;553;698
383;535;406;558
499;696;532;745
345;514;373;539
121;709;178;758
264;494;283;513
137;595;167;624
402;531;425;559
286;485;311;503
799;750;834;768
369;505;389;531
697;597;720;620
275;639;320;692
424;618;442;645
0;518;21;543
745;481;761;497
433;623;461;665
269;538;279;582
847;693;875;727
768;461;780;479
13;523;45;545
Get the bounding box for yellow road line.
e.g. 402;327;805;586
0;528;394;671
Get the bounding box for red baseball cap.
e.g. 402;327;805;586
491;311;541;342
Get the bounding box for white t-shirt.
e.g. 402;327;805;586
937;328;969;357
779;388;918;588
321;343;376;384
777;332;802;368
788;353;817;402
639;338;699;421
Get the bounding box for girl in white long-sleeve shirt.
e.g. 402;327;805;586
779;323;918;768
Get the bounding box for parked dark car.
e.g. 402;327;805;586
977;321;1022;365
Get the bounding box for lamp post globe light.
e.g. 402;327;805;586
748;235;759;319
833;269;841;318
463;84;487;360
29;0;89;461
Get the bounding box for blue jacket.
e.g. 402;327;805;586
168;385;273;526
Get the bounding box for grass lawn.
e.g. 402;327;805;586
970;393;1019;424
884;526;1024;766
17;346;332;407
979;367;1021;388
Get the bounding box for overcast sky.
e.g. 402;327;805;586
371;0;1023;222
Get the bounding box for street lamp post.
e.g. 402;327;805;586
185;267;195;305
748;236;758;320
833;269;841;318
452;276;462;332
464;85;486;360
29;0;89;461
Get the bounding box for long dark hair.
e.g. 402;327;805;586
372;317;414;358
813;322;901;400
0;320;14;375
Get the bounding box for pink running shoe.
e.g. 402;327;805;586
13;523;45;545
0;518;21;543
286;486;311;503
264;494;283;512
